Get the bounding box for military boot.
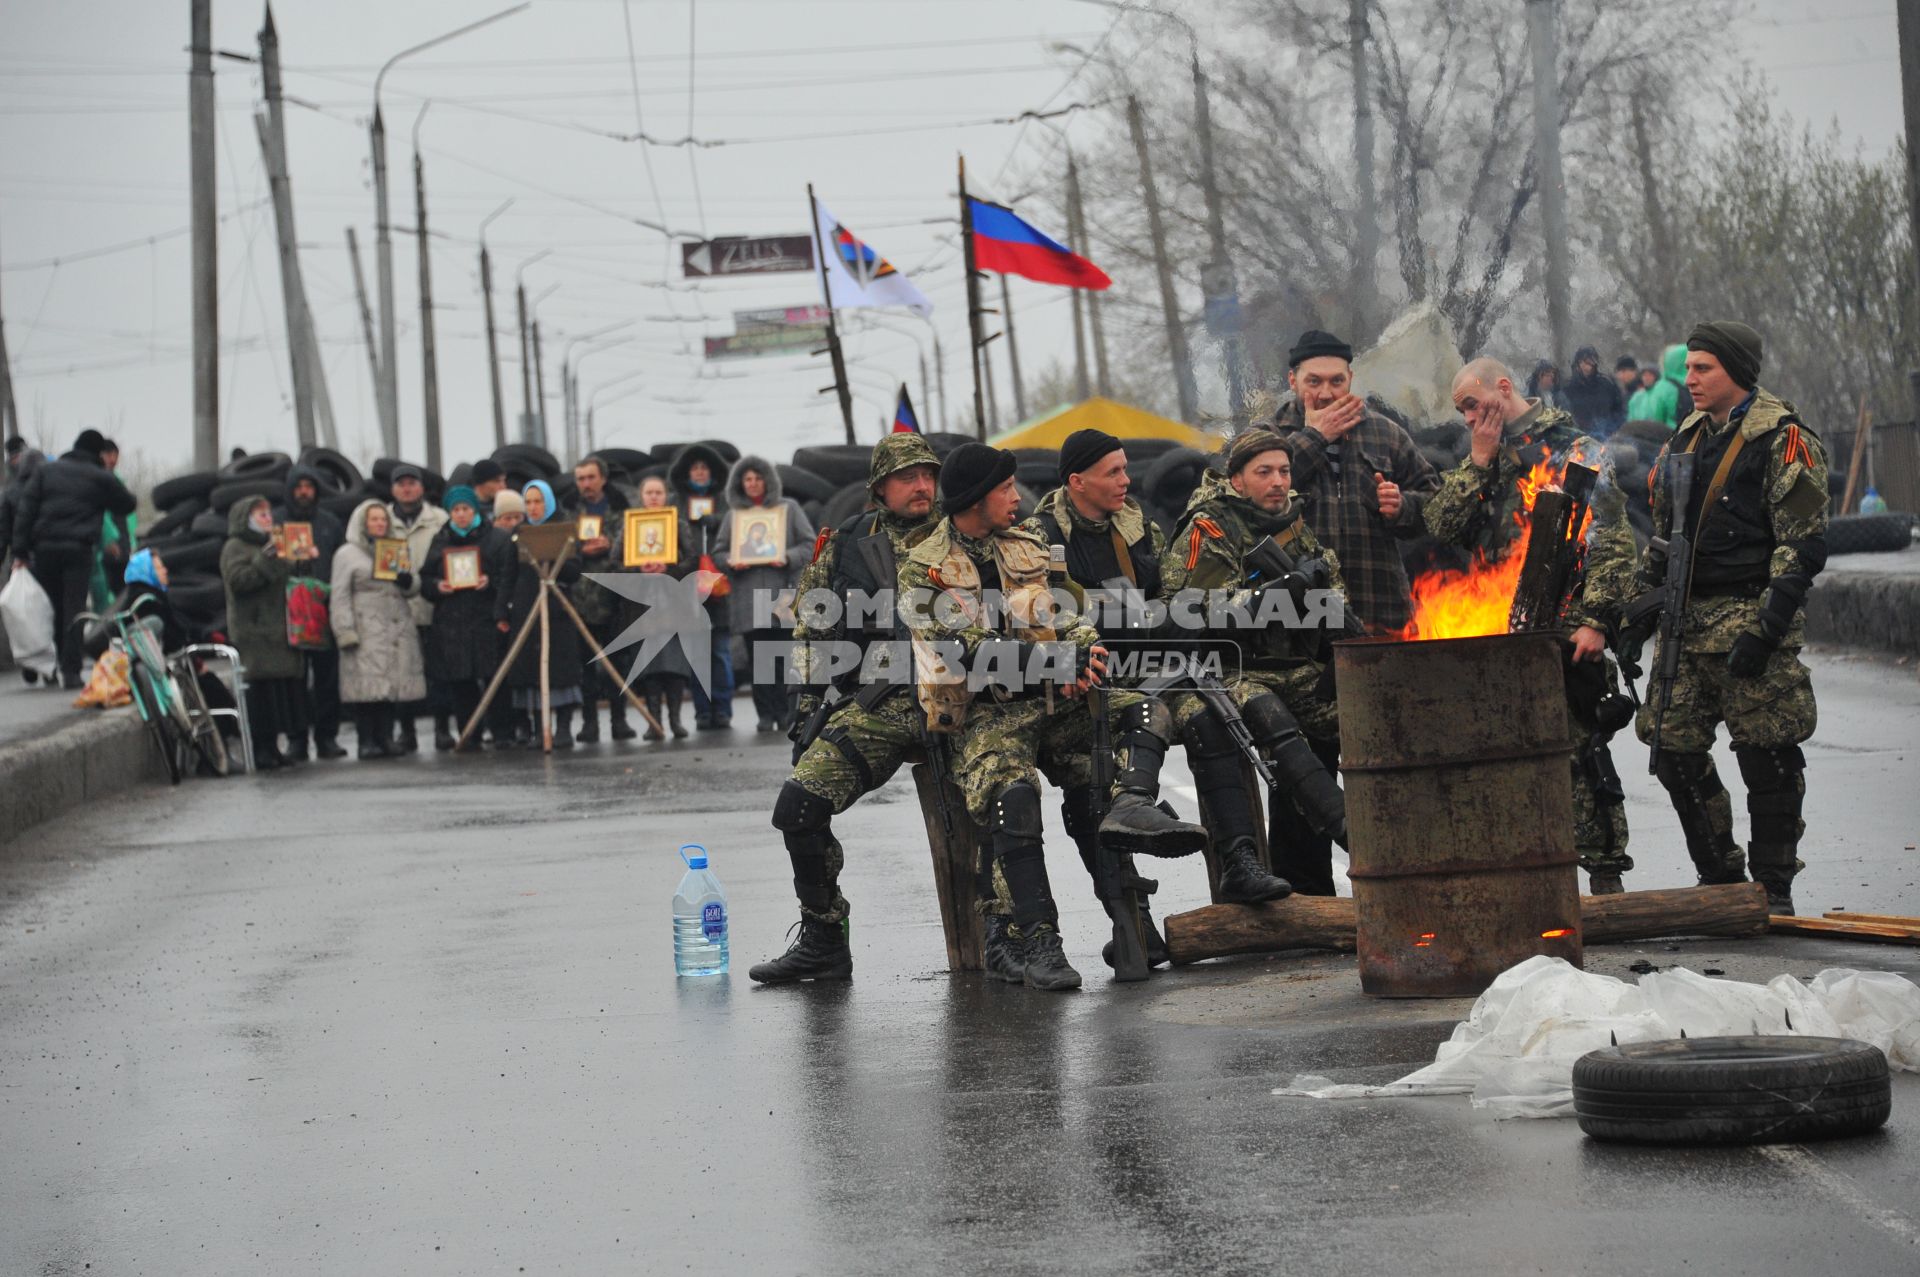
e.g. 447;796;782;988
748;917;853;983
1101;901;1170;970
1587;873;1626;895
1019;923;1081;992
982;914;1026;984
1738;744;1807;918
1216;837;1292;904
1099;791;1207;857
1655;752;1748;885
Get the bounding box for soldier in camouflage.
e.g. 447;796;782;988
1625;321;1827;915
1158;430;1350;899
1432;359;1640;892
749;433;942;984
900;443;1205;991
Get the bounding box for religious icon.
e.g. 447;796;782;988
623;507;679;568
372;537;411;582
686;496;715;524
729;507;787;567
276;521;315;560
576;514;604;543
444;545;482;591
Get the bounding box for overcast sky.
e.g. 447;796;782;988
0;0;1902;476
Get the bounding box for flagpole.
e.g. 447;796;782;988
959;155;989;441
807;182;857;445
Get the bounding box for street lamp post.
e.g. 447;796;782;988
370;4;529;458
478;199;514;450
513;249;550;445
562;322;638;464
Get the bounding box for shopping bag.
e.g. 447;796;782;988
1;562;57;675
286;576;332;650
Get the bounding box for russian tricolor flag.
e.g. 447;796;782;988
892;385;920;434
967;198;1111;291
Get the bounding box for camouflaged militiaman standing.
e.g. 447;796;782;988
900;444;1205;991
750;433;943;984
1429;359;1640;893
1625;321;1828;916
1157;430;1352;899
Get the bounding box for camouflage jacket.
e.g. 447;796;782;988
1421;400;1637;633
789;503;932;692
1638;387;1829;653
1159;469;1346;667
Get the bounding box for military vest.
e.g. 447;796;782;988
1675;395;1813;591
912;524;1056;732
1031;503;1161;632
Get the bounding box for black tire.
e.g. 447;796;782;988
446;461;474;487
321;487;370;520
148;536;224;575
1605;439;1641;473
694;437;740;465
1827;513;1913;556
777;465;840;507
819;482;873;532
1016;459;1060;491
208;477;283;515
1142;446;1214;519
791;445;873;488
298;445;363;493
648;441;696;468
189;509;227;538
144;500;208;540
490;443;561;476
218;451;291;482
597;446;652;476
922;431;977;458
1616;418;1677;449
1573;1036;1891;1145
1420;444;1458;474
168;576;227;619
1113;437;1184;466
152;470;220;510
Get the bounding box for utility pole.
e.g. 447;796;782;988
959;155;992;440
999;275;1027;422
1068;155;1111;398
1126;96;1198;422
369;105;401;456
1897;0;1920;409
1526;0;1572;368
805;183;857;444
346;228;385;439
255;7;316;450
189;0;219;469
0;219;19;438
918;348;932;435
516;281;533;439
1065;155;1091;401
530;319;547;449
1348;0;1378;343
1192;53;1247;420
413;108;442;473
927;323;949;432
478;201;512;450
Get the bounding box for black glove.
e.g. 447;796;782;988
1726;631;1773;678
393;570;414;591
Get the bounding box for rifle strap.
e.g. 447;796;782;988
1109;527;1137;586
819;724;876;793
1685;425;1752;545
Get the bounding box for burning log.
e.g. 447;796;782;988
1508;462;1597;632
1162;883;1771;966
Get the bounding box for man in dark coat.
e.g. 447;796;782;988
0;439;44;579
11;428;138;687
272;464;348;759
562;454;635;743
1563;345;1626;438
667;442;734;729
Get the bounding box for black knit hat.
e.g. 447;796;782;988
1687;320;1763;391
1227;429;1291;475
939;442;1017;514
6;436;26;458
1614;355;1639;372
72;428;108;457
469;459;505;484
1287;329;1353;369
1057;428;1123;483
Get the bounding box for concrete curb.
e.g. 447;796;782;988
1806;571;1920;659
0;708;164;855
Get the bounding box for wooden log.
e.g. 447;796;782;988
1164;883;1771;966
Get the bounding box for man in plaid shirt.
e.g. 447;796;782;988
1267;329;1441;633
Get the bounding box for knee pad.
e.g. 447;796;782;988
989;781;1044;840
1735;744;1805;792
1125;697;1174;747
1240;691;1304;752
1181;709;1239;760
1654;751;1721;798
771;780;834;834
1059;786;1101;842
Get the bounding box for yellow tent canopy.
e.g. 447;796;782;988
987;397;1221;452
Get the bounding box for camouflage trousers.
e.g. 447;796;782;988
1163;663;1339;742
1570;711;1632;877
1633;644;1817;754
951;688;1148;825
787;688;924;923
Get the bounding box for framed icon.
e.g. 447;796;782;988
729;506;787;567
685;496;715;523
577;514;604;543
276;521;315;560
624;507;678;568
372;537;411;581
444;545;482;591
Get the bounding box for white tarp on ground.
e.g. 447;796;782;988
1273;956;1920;1119
1350;301;1465;428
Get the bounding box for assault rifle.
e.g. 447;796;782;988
1088;685;1154;982
1618;451;1698;775
1244;535;1368;641
1507;462;1599;633
1141;668;1275;791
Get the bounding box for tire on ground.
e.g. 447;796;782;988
152;470;221;510
218;451;291;482
1572;1036;1891;1145
777;464;840;507
208;477;284;515
1142;446;1215;521
297;445;363;493
1826;513;1913;556
490;443;560;476
792;445;874;488
819;482;873;532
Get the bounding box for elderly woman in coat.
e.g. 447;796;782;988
420;485;499;751
714;454;814;733
497;479;584;750
220;494;302;769
330;499;427;760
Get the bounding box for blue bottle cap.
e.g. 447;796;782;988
679;843;708;869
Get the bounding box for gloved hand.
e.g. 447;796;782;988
1726;630;1773;678
393;570;414;592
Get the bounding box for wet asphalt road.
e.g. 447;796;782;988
2;649;1917;1274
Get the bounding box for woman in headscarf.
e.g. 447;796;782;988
419;485;498;750
330;499;427;760
714;455;814;733
220;494;303;768
122;547;191;652
497;479;585;749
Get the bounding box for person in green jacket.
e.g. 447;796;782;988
88;438;135;611
1628;344;1688;428
221;496;303;769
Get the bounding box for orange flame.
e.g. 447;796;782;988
1540;928;1574;939
1397;456;1594;641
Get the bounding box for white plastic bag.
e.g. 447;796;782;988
1;562;56;676
1273;957;1920;1119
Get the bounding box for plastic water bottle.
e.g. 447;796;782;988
672;844;729;976
1859;486;1888;515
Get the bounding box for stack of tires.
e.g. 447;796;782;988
139;451;297;637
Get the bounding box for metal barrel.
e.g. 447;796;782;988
1336;632;1583;997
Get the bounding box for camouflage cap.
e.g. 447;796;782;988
868;431;941;490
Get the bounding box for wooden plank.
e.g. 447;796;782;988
1823;911;1920;928
1770;915;1920;945
912;763;984;972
